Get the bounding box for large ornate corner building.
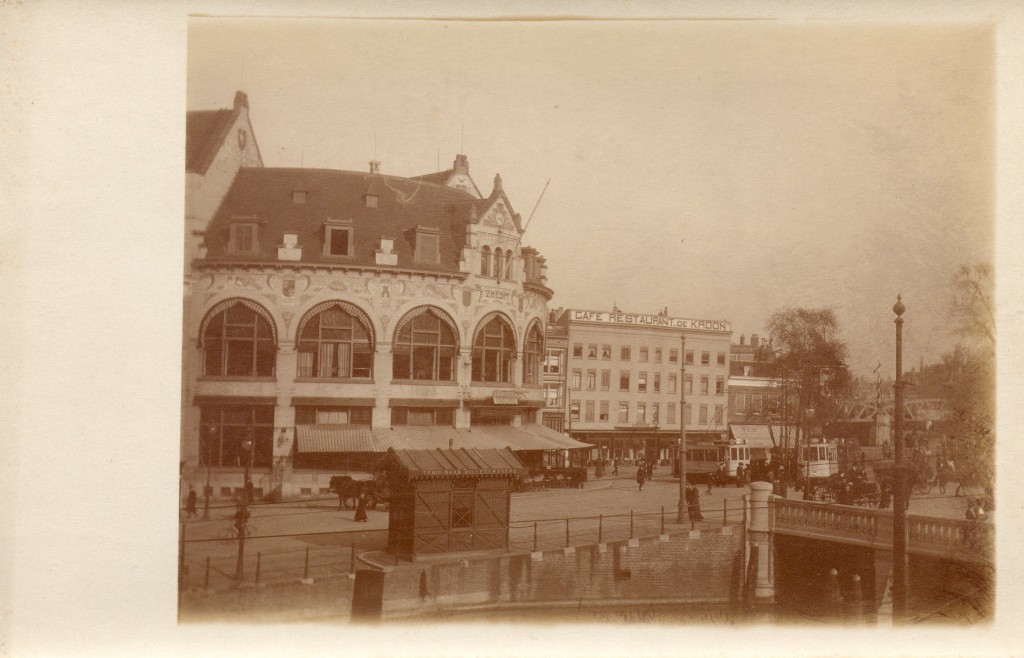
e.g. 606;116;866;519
182;92;585;499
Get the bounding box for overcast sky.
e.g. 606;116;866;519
188;18;993;377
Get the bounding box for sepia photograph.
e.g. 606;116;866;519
179;15;993;626
5;2;1023;656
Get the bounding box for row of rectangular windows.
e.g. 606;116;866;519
569;370;726;395
569;344;727;366
567;400;724;425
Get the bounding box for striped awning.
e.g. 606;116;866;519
729;424;775;449
295;425;376;453
295;424;593;454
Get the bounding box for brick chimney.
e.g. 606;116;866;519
369;160;381;174
454;154;469;175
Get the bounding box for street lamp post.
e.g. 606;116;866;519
202;426;213;521
234;435;254;580
892;294;909;623
803;407;815;500
677;333;690;524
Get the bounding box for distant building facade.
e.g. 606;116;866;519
541;317;568;434
181;92;585;500
552;307;733;463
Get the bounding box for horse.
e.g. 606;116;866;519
329;475;361;509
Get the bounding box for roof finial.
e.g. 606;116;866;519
493;173;503;193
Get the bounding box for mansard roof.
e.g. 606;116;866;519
202;167;480;273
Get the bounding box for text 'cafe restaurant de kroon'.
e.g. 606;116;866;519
552;308;733;464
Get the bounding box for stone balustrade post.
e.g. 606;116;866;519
748;481;774;602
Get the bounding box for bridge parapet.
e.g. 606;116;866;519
770;496;992;565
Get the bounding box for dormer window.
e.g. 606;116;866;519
292;190;307;204
323;221;354;257
414;226;440;265
364;194;378;208
228;222;259;254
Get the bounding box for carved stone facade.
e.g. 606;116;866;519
182;92;557;499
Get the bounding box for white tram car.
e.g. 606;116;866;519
797;439;839;480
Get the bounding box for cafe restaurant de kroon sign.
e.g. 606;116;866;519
570;310;731;333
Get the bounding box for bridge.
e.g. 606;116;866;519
745;482;993;620
771;496;992;565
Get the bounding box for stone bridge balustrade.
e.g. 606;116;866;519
769;496;992;566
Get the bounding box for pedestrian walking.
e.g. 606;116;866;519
647;461;655;480
965;497;984;521
185;485;198;519
879;480;891;509
636;466;646;492
686;482;704;521
936;462;948;494
355;492;368;522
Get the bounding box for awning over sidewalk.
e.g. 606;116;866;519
295;424;594;453
769;425;797;445
295;425;375;453
729;424;775;449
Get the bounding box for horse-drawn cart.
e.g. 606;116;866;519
328;472;389;510
813;471;880;507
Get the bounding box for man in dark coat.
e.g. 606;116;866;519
185;485;198;519
685;482;705;521
355;492;369;522
636;466;646;491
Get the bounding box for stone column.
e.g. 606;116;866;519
373;345;393;428
274;341;297;498
748;481;775;602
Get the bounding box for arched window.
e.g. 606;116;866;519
202;300;276;377
297;303;374;378
493;248;504;279
480;245;491;276
392;308;457;381
472;315;515;383
522;323;544;385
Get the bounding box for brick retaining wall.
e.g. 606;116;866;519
376;527;743;620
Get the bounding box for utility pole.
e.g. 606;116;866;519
677;333;690;524
892;294;909;622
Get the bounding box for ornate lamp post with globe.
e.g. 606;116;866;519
677;333;689;524
892;294;909;623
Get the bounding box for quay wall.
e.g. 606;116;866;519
372;527;743;620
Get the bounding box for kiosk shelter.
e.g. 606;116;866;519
379;448;527;560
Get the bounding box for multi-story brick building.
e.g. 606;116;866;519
552;307;733;464
540;317;568;433
181;92;587;500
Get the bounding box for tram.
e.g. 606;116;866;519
677;439;751;483
796;439;839;481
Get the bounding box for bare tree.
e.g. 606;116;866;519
950;263;995;352
766;308;852;485
945;264;995;492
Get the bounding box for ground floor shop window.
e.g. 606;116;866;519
200;405;273;468
471;408;517;426
392;407;455;426
295;405;372;425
